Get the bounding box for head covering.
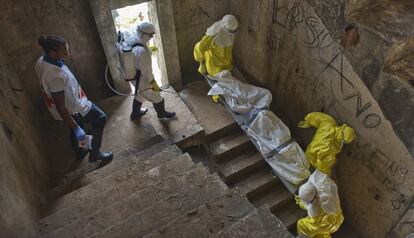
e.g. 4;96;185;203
342;125;356;144
137;22;155;34
222;15;239;32
299;182;320;217
206;15;239;47
137;22;155;44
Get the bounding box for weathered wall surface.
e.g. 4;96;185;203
172;0;229;83
0;43;48;237
230;0;414;237
0;0;111;113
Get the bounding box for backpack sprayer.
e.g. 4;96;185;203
104;31;175;97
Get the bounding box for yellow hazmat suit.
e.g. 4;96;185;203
194;15;238;77
298;112;355;176
296;170;344;238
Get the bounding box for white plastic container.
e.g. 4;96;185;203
79;135;93;150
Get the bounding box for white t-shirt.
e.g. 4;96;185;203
35;57;92;120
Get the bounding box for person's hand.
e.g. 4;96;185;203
198;63;207;75
148;45;159;54
151;80;160;92
73;126;86;142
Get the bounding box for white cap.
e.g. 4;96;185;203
222;15;238;32
137;22;155;34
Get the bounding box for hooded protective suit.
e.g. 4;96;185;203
132;22;162;103
194;15;238;77
298;112;356;176
296;170;344;238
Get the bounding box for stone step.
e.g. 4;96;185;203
43;158;211;238
209;128;253;164
250;182;292;212
44;136;170;206
273;199;307;232
219;149;265;184
89;168;230;238
232;167;278;198
143;190;255;238
206;122;239;143
179;80;237;143
213;207;294;238
41;147;187;226
40;154;193;233
79;140;181;186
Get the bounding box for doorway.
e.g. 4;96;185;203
89;0;181;91
111;2;166;88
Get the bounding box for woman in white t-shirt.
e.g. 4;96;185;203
35;35;113;163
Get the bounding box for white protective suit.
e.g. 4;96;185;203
246;110;310;185
208;70;272;114
132;23;162;103
298;170;341;217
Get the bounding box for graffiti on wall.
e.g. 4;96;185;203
264;0;411;219
0;64;24;119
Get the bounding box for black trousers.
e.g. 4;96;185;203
69;103;107;157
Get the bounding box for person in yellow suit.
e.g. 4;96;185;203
296;170;344;238
194;15;239;77
298;112;355;176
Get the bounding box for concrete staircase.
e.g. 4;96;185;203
181;80;306;233
207;125;306;232
37;95;292;237
37;136;292;237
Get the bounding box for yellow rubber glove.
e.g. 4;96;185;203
151;80;160;92
148;45;159;54
211;95;220;103
198;63;207;75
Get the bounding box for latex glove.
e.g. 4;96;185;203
73;126;86;142
198;63;207;75
298;120;310;128
151;80;160;92
211;95;220;103
148;45;159;54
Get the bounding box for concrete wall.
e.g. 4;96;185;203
0;0;112;114
229;0;414;237
172;0;229;83
0;43;48;237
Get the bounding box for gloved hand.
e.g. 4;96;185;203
211;95;220;103
198;63;207;75
151;80;160;92
298;120;310;128
148;45;159;54
73;126;86;142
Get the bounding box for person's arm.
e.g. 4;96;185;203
193;35;212;63
135;47;154;84
51;91;78;130
298;112;337;129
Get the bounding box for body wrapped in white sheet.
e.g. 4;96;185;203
208;70;272;114
246;110;310;185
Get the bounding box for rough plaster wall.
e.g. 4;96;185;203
172;0;230;83
0;0;111;113
230;0;414;237
0;43;48;237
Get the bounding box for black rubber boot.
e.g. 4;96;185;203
130;100;148;120
153;99;176;119
89;151;113;163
